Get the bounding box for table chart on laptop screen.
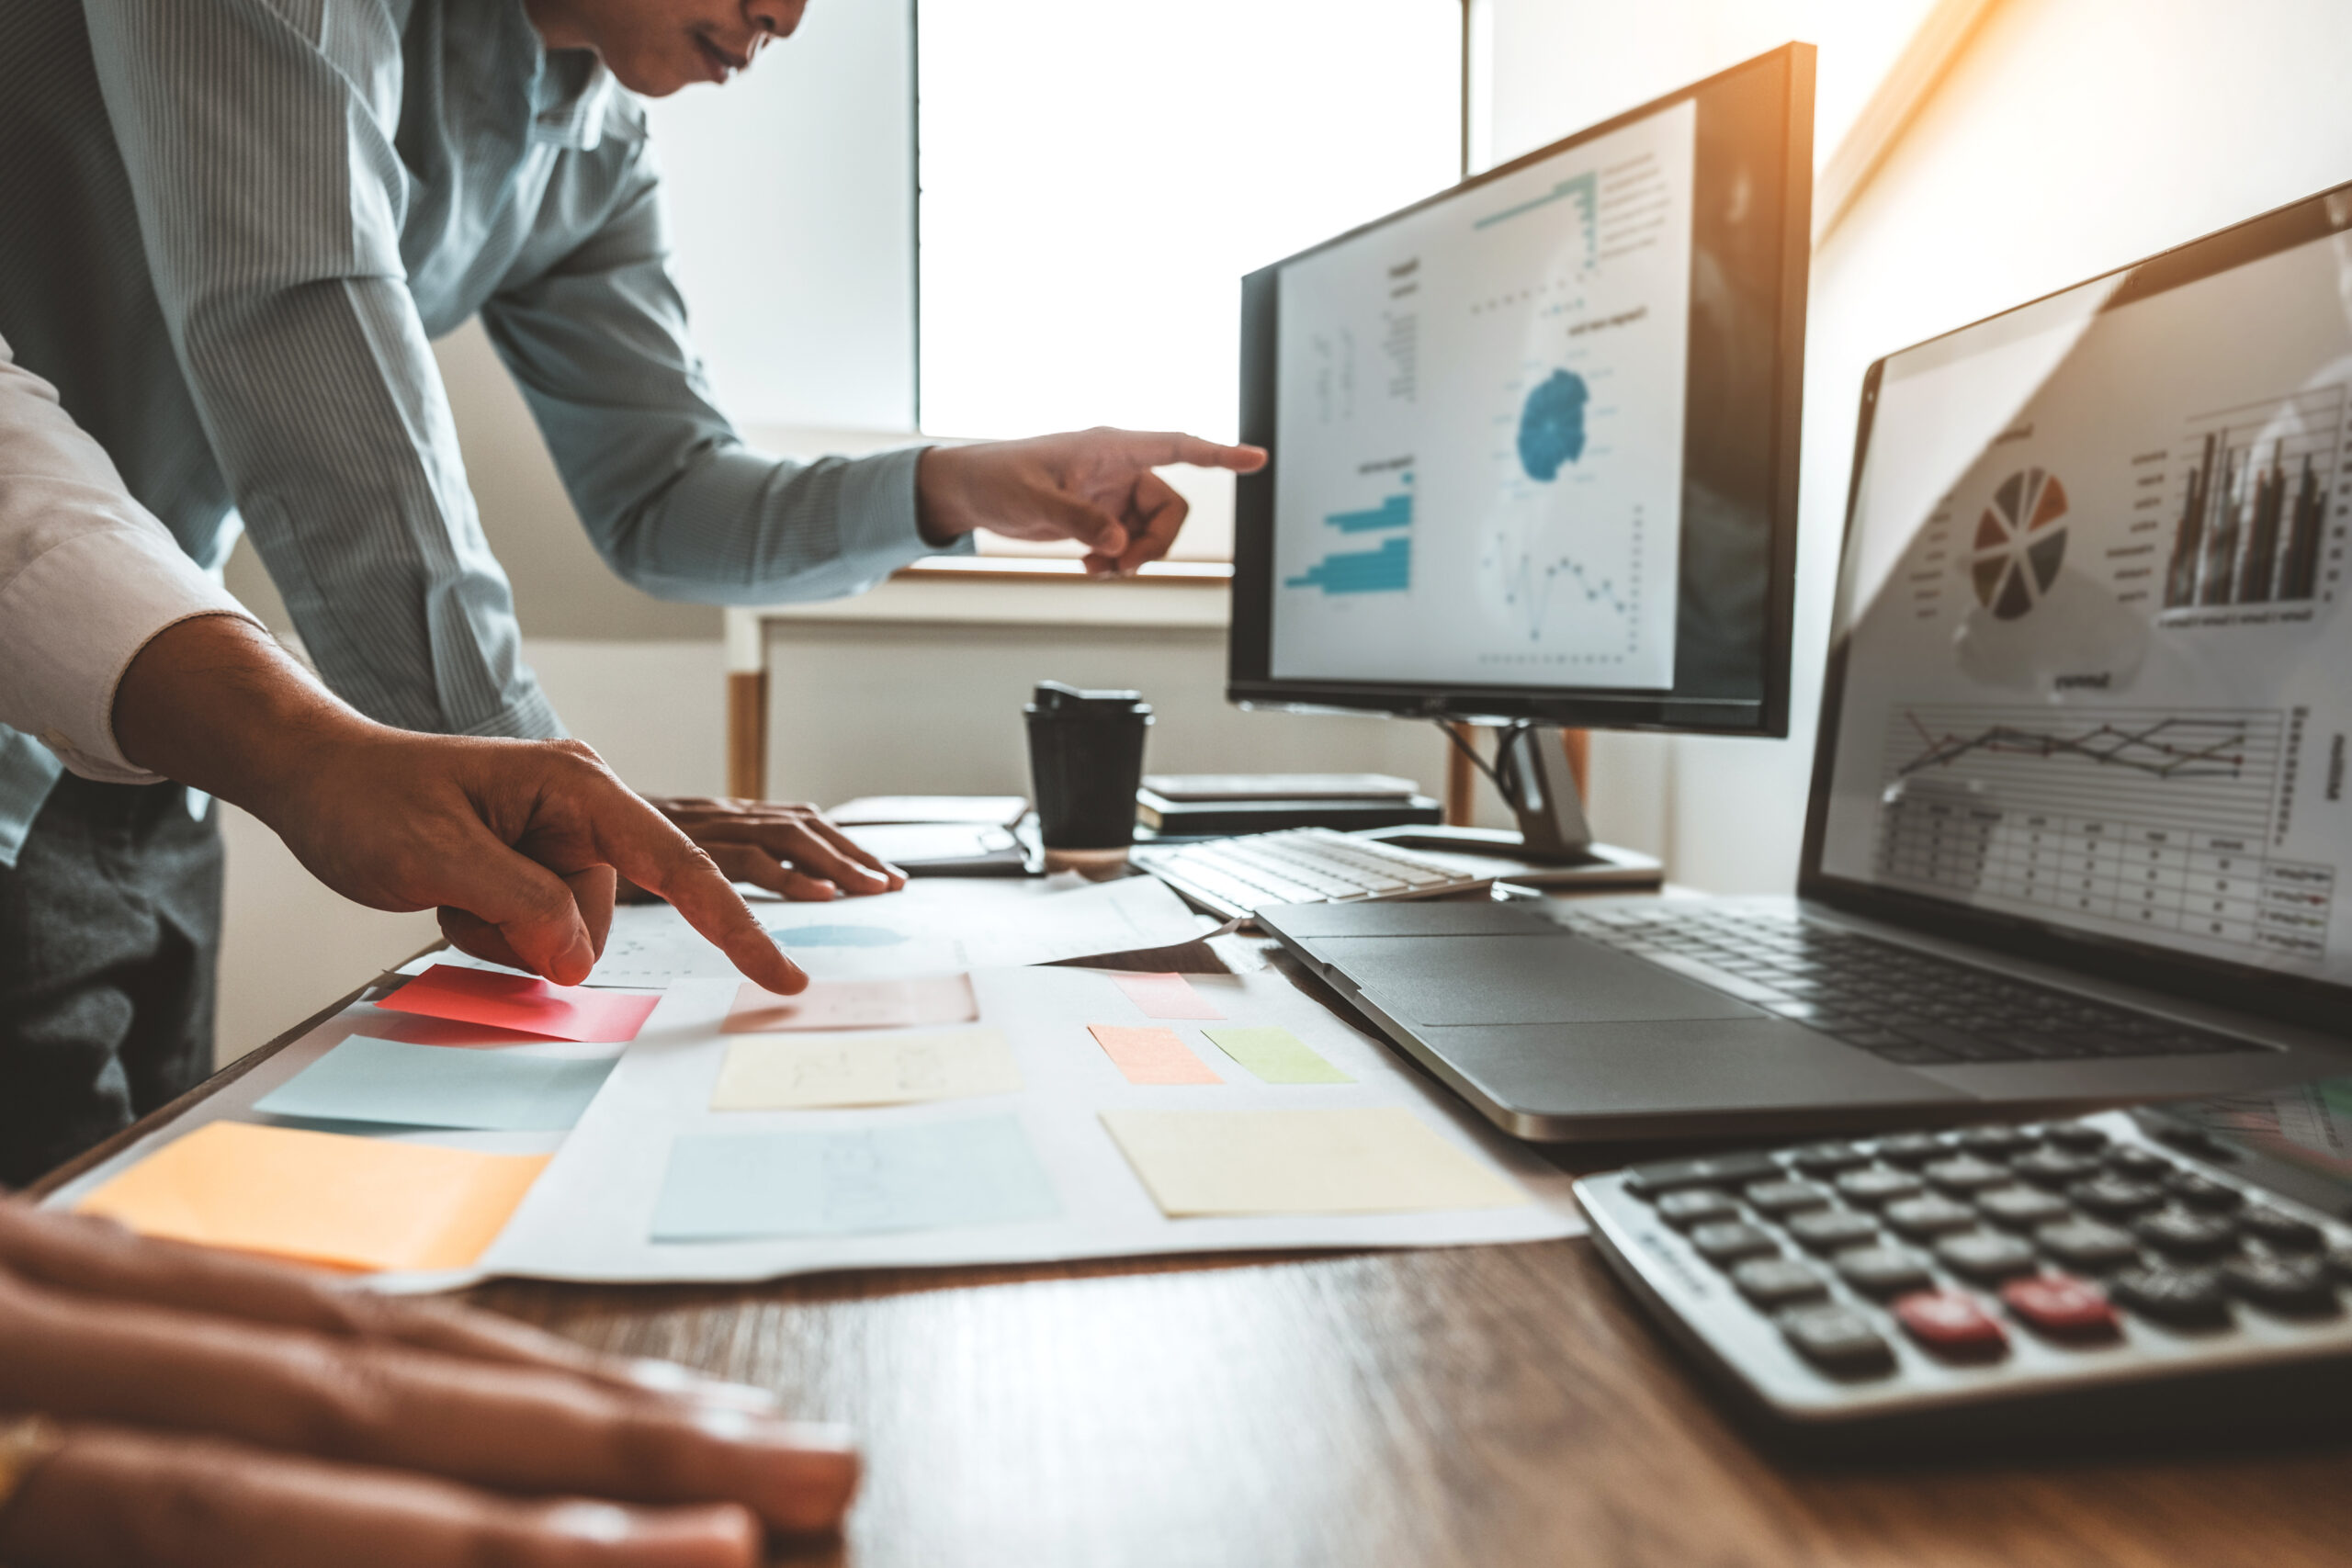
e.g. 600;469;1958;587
1819;219;2352;983
1267;99;1696;691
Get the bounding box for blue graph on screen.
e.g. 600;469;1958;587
1473;170;1599;269
1517;369;1589;481
1287;477;1414;595
1321;491;1413;535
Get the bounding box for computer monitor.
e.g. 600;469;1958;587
1804;180;2352;1022
1227;45;1814;740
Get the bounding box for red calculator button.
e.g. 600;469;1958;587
2000;1274;2120;1339
1893;1290;2009;1357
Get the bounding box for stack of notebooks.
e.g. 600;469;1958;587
1134;773;1442;839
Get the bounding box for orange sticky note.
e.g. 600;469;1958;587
377;964;658;1043
75;1122;548;1273
1086;1024;1222;1085
722;974;979;1033
1110;972;1223;1021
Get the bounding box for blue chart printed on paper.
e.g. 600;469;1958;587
768;923;908;948
650;1115;1061;1242
1285;474;1414;596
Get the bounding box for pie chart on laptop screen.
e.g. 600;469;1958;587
1969;467;2069;620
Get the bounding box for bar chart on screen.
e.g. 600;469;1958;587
1284;470;1415;595
2159;383;2349;622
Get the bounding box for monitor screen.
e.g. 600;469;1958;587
1227;46;1812;735
1807;184;2352;1005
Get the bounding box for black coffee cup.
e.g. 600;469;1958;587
1024;681;1153;852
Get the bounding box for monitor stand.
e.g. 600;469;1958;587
1363;725;1665;891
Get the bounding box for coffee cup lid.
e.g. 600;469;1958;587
1026;680;1150;718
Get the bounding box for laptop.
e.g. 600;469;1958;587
1261;182;2352;1141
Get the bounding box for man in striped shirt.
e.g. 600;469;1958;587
0;0;1263;1178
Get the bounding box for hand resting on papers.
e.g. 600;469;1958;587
0;1201;856;1566
111;615;800;993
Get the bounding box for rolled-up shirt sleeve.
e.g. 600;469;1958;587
0;337;258;783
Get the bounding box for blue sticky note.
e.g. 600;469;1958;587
650;1115;1060;1243
254;1036;616;1133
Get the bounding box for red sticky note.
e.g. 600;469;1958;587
1110;972;1223;1021
1087;1024;1222;1085
377;965;659;1044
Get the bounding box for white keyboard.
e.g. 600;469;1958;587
1133;828;1493;920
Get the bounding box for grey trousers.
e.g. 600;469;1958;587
0;774;220;1187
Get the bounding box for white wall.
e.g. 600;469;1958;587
1481;0;1938;174
758;615;1451;807
1490;0;2352;894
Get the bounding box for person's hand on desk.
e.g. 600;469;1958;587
0;1201;856;1565
639;795;907;901
110;615;804;994
917;428;1269;577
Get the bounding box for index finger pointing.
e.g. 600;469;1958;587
568;781;806;995
1120;431;1268;473
628;840;806;997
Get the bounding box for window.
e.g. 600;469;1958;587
916;1;1463;558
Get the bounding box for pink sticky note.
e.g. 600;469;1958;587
1087;1024;1222;1085
377;964;659;1044
722;975;979;1034
1110;972;1223;1021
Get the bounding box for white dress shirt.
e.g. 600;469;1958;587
0;333;257;784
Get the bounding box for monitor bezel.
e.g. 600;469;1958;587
1796;179;2352;1032
1227;44;1814;738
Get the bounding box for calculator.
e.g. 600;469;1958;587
1574;1100;2352;1451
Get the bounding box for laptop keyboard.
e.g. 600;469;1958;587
1555;907;2264;1066
1133;828;1491;920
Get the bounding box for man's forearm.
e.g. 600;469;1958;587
109;615;375;830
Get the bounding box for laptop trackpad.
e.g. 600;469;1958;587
1306;934;1760;1025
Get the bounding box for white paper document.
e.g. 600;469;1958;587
482;966;1583;1284
402;874;1216;987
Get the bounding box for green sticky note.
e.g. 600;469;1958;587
1200;1026;1351;1085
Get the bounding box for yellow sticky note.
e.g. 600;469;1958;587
1100;1107;1527;1217
711;1027;1023;1110
74;1122;548;1273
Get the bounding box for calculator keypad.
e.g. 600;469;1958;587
1589;1113;2352;1413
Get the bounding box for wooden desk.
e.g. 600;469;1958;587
36;933;2352;1567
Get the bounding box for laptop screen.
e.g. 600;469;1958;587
1812;186;2352;997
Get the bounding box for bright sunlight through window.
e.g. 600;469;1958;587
917;1;1463;557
